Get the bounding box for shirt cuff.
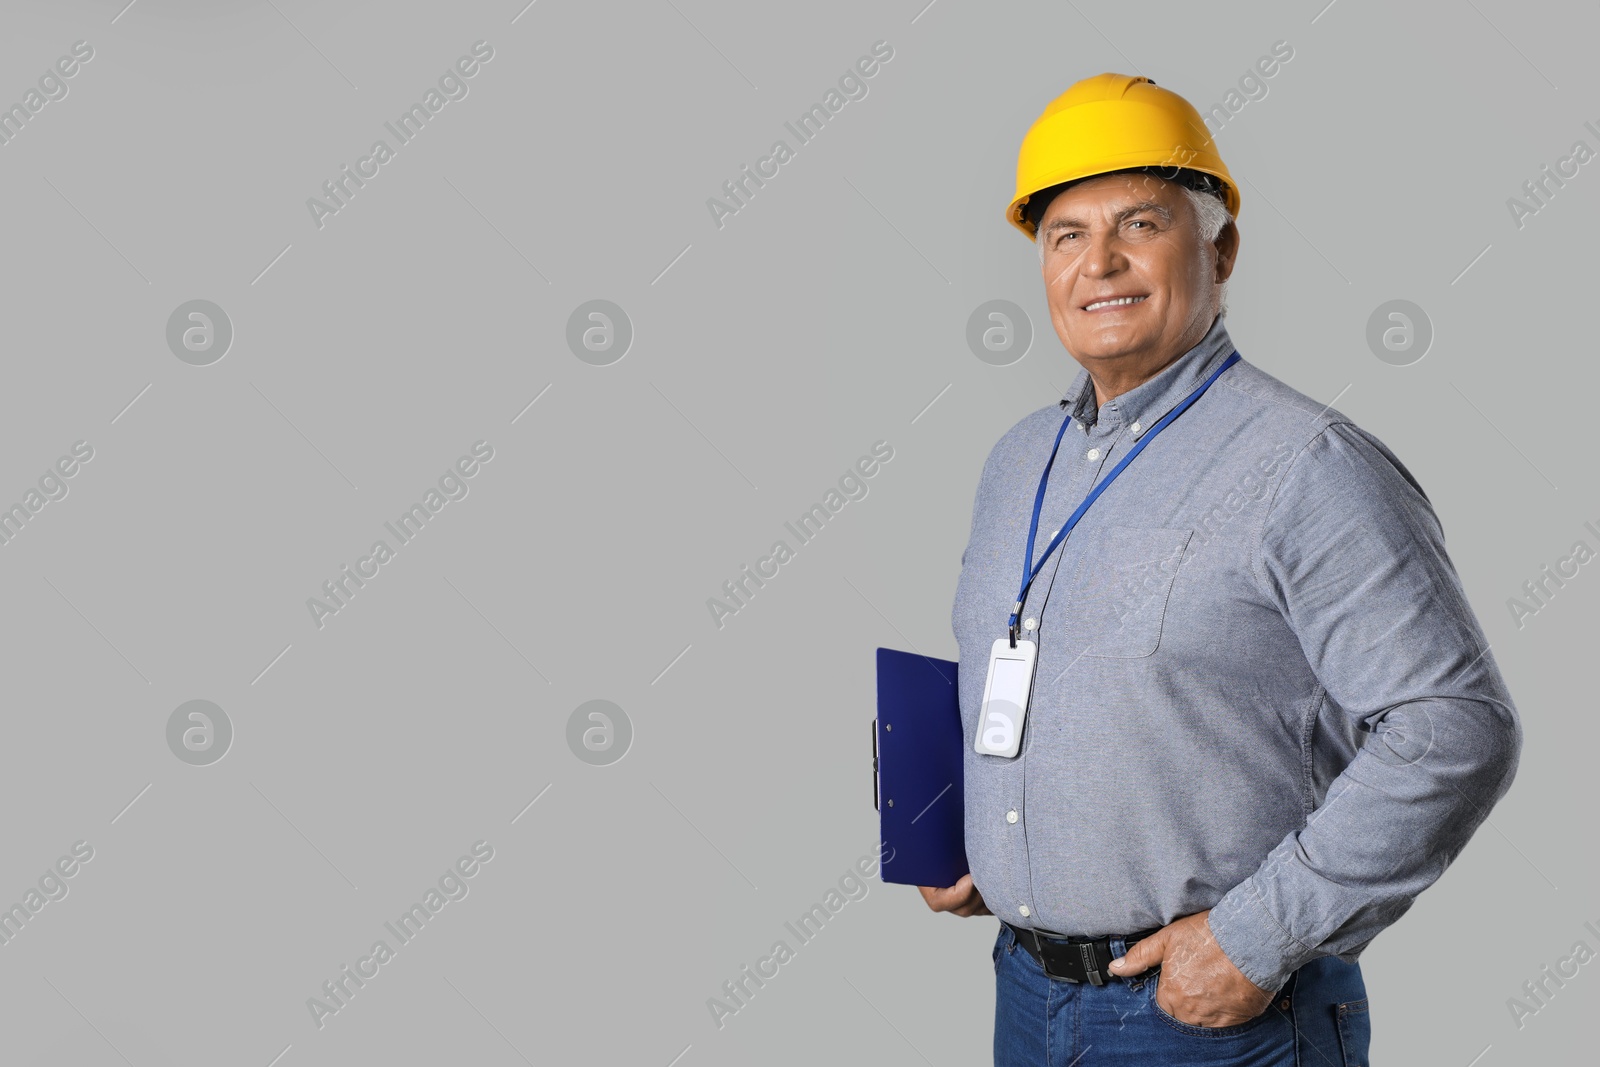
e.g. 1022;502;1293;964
1206;880;1320;995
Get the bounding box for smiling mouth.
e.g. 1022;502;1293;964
1081;295;1148;312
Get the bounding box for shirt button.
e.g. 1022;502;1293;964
1130;421;1141;433
1086;447;1101;461
1006;809;1018;824
1022;618;1037;631
1018;904;1031;918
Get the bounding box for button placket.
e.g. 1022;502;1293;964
1011;416;1132;931
1009;427;1100;936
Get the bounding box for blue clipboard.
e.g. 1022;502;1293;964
873;647;969;888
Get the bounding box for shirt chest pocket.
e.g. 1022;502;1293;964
1058;525;1193;659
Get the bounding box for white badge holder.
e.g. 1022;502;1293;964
972;637;1037;758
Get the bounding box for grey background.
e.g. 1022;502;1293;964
0;1;1594;1064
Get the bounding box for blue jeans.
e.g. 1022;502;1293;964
993;922;1371;1066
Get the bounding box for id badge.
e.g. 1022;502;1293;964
973;637;1037;758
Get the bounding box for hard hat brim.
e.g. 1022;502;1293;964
1008;163;1241;239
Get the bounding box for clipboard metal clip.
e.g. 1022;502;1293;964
871;719;880;811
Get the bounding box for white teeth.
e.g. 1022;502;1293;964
1084;296;1147;311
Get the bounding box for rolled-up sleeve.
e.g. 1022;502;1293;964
1205;422;1523;993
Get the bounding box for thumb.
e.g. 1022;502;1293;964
1107;931;1163;975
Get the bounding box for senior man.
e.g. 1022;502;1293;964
920;74;1521;1065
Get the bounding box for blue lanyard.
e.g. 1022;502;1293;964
1009;350;1241;646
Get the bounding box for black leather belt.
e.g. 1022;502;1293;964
1003;920;1162;986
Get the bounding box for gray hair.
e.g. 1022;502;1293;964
1036;182;1234;317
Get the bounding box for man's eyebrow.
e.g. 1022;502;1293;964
1042;200;1172;234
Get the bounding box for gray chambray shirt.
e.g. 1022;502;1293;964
951;314;1522;993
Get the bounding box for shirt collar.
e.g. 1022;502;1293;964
1059;315;1236;438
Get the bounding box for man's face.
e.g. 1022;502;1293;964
1036;173;1236;372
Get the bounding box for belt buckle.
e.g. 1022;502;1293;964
1031;930;1109;986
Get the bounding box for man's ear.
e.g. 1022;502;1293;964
1213;220;1240;283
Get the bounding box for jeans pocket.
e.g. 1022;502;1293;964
1335;997;1370;1066
1147;970;1282;1039
993;924;1011;973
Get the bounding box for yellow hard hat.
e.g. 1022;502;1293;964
1007;73;1240;240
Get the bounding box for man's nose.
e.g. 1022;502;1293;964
1079;230;1126;277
